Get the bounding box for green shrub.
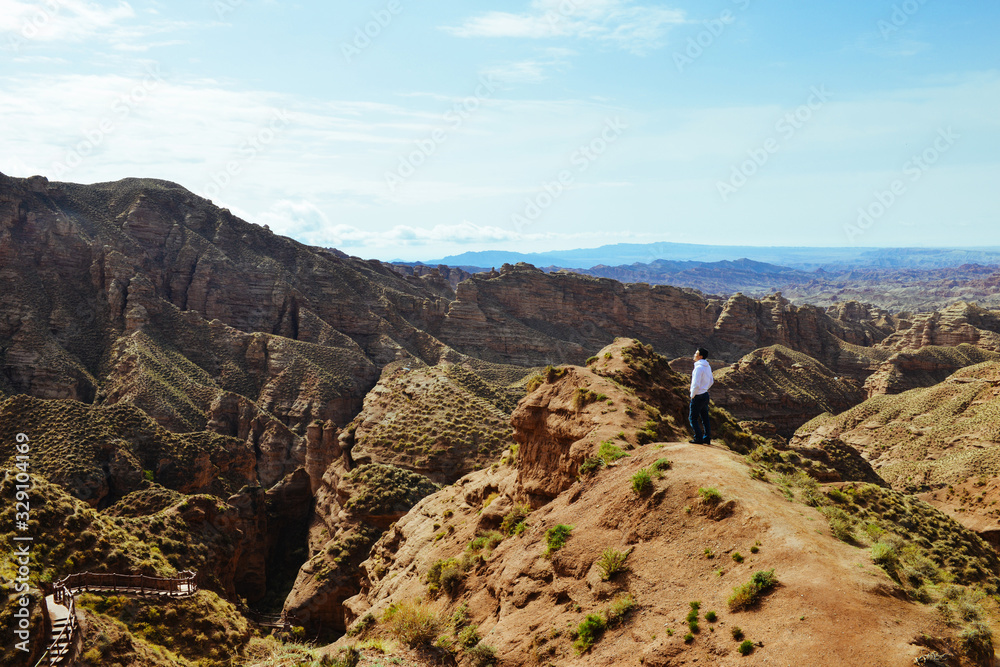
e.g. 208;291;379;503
728;569;778;611
732;552;744;563
468;531;504;554
871;542;898;571
632;468;653;495
738;639;754;656
466;643;497;667
329;646;360;667
688;620;699;633
698;487;722;505
574;613;606;653
604;594;635;627
596;548;630;580
382;600;442;647
579;458;603;475
683;633;694;644
731;626;744;640
499;505;531;536
705;611;717;623
458;625;480;648
961;622;994;663
545;525;573;556
652;458;672;474
827;488;849;503
598;440;629;464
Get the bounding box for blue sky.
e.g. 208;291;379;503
1;0;998;261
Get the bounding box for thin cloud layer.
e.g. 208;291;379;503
444;0;686;54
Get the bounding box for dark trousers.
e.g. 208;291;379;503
689;392;711;443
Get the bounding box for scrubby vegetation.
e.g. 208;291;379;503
545;524;574;556
727;570;778;611
344;464;439;515
596;548;630;580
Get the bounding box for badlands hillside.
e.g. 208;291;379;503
2;173;1000;665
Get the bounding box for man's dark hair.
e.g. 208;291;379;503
697;348;709;360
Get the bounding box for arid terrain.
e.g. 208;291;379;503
3;173;1000;666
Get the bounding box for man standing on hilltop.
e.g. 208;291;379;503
689;348;714;445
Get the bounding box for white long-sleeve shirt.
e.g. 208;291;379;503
690;359;714;398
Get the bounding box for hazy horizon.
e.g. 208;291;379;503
2;1;998;261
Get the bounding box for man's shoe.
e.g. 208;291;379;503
688;439;704;444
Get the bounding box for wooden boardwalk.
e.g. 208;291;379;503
34;571;198;667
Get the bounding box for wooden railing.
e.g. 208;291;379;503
57;570;198;597
33;571;198;667
32;582;77;667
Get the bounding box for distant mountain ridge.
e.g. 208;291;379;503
419;242;1000;272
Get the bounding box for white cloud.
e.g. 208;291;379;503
255;204;537;248
444;0;686;55
0;0;135;42
482;48;575;84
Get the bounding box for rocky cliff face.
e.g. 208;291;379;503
712;345;868;438
863;344;1000;397
879;302;1000;353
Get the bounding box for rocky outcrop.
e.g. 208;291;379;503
863;344;1000;397
712;345;867;437
878;302;1000;353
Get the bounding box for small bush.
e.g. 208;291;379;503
579;458;603;475
961;622;994;664
705;611;717;622
688;620;699;633
545;524;573;556
329;647;360;667
698;487;722;505
731;626;744;640
871;542;898;571
827;488;849;503
732;552;744;563
382;600;442;647
458;625;480;648
632;468;653;495
750;545;759;554
652;458;672;474
604;594;636;627
499;504;531;536
738;639;754;656
728;569;778;611
347;612;375;637
596;548;630;580
574;613;606;653
599;439;629;462
466;643;498;667
683;633;694;644
468;531;504;554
